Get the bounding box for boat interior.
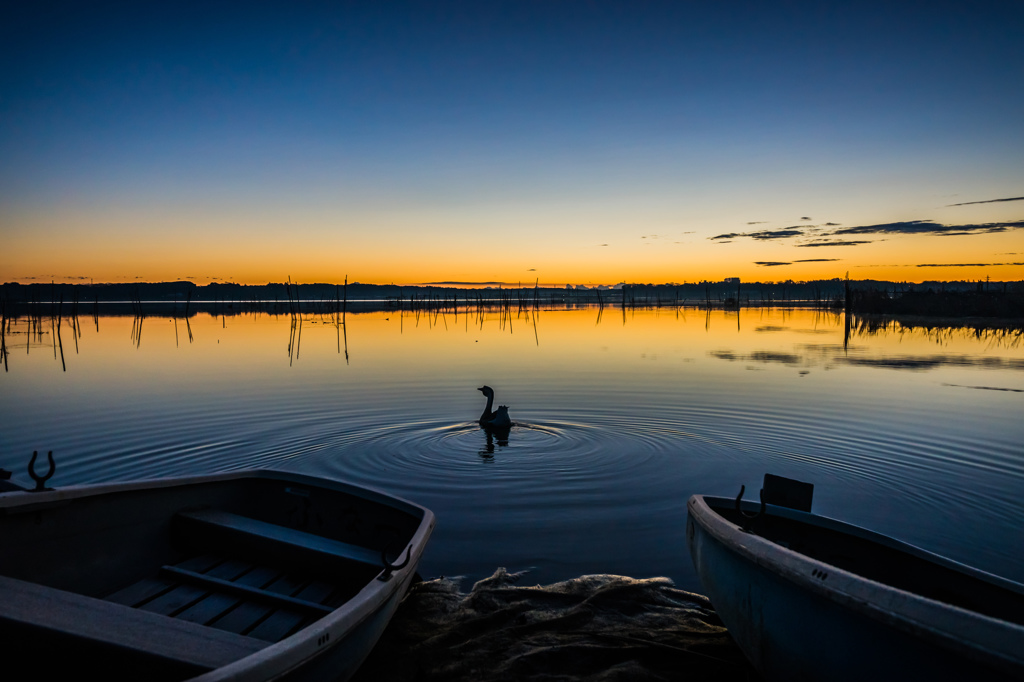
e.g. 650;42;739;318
0;476;424;680
710;499;1024;627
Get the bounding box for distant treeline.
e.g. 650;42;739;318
2;278;1022;317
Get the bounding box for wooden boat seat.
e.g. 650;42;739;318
0;573;266;671
174;509;383;575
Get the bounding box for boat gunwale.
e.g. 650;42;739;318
0;469;430;519
687;494;1024;674
0;468;436;682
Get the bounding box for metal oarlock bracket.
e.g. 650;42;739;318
735;484;765;532
28;450;56;492
379;544;411;582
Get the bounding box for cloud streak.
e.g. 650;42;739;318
916;262;1024;268
711;227;806;241
710;219;1024;247
946;196;1024;207
795;240;873;247
833;220;1024;236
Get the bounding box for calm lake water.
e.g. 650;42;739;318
2;305;1022;591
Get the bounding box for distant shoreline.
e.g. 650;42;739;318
3;277;1019;302
3;279;1022;320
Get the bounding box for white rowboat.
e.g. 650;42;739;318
687;475;1024;682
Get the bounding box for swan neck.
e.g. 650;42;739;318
480;392;495;421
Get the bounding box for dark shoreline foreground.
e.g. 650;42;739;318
353;569;759;682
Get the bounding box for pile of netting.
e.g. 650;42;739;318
354;568;756;681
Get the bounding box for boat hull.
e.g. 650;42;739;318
0;469;435;682
687;494;1024;682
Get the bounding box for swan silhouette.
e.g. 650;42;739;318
477;386;512;429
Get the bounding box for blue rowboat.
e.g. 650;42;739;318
0;466;434;681
687;475;1024;682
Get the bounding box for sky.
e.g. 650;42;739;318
2;1;1023;287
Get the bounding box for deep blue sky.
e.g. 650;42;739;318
3;1;1022;284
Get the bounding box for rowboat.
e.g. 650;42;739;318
687;474;1024;682
0;465;434;681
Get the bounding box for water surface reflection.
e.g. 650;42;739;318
1;306;1021;590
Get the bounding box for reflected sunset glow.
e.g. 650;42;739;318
1;306;1021;588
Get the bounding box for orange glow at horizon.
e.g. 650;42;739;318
3;203;1023;287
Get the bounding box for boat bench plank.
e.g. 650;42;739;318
105;576;177;608
139;583;210;617
176;509;382;569
161;565;334;616
247;579;338;642
0;574;266;670
174;559;255;626
105;555;222;608
207;566;284;635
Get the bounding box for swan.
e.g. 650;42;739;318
477;386;512;428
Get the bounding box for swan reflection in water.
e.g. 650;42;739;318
477;385;513;458
478;429;511;459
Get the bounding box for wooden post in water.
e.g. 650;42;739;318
56;294;66;372
1;293;7;372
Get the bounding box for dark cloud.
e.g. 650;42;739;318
710;227;805;241
800;216;812;221
753;228;804;240
795;240;872;247
833;219;1024;236
794;258;840;262
916;262;1024;267
527;268;536;271
754;261;791;267
714;218;1024;248
946;196;1024;207
746;221;768;225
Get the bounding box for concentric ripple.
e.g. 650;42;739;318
285;416;672;496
